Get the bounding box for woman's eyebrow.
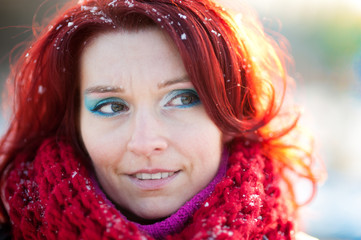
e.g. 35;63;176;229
84;76;190;94
157;76;190;89
84;85;124;94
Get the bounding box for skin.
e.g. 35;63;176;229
79;27;227;222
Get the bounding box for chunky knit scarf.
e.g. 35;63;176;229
4;138;294;239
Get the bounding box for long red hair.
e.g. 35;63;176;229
0;0;319;222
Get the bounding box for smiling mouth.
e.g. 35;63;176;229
133;172;177;180
129;171;180;190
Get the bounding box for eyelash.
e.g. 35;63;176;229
86;89;200;117
90;98;129;117
164;89;201;108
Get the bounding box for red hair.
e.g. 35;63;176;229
0;0;319;222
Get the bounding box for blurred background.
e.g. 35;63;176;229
241;1;361;239
1;0;360;239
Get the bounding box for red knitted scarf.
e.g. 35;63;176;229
4;138;295;239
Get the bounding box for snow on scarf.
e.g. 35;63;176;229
4;138;294;239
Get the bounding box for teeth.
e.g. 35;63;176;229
152;173;162;180
142;173;151;180
135;172;175;180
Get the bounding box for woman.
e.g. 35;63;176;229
0;0;319;239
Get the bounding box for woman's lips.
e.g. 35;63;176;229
128;170;180;190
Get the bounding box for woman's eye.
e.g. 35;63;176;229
87;98;129;117
166;90;201;108
95;102;128;114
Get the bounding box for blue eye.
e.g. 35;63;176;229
165;89;201;108
85;97;129;117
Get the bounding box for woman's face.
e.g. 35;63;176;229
79;28;225;220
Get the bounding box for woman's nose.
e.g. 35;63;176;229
126;110;168;157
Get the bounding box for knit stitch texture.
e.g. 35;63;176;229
4;138;294;239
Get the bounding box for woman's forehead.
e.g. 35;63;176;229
79;28;188;91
